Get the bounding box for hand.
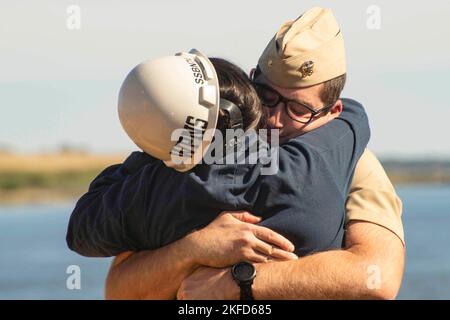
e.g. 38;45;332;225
177;266;239;300
183;211;297;268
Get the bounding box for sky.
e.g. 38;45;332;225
1;0;449;158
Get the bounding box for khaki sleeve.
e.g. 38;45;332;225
346;149;405;245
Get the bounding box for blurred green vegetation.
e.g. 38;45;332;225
382;160;450;185
0;169;101;191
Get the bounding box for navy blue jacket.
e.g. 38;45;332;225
66;98;370;257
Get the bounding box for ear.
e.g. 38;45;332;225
329;99;343;119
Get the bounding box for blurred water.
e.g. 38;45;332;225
396;185;450;299
0;185;449;299
0;204;112;299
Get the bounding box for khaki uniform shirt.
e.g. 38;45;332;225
346;149;405;245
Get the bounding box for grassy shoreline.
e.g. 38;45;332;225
0;152;125;204
1;152;449;204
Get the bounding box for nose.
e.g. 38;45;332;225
265;103;284;129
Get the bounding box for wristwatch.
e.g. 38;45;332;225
231;262;256;300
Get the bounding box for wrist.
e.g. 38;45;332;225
172;234;201;272
179;229;211;268
224;268;241;300
251;263;265;300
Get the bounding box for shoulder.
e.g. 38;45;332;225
284;120;352;156
352;149;393;189
122;151;159;173
339;98;368;123
347;149;405;245
341;97;364;108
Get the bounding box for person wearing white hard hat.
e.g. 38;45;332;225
117;49;250;172
67;45;370;299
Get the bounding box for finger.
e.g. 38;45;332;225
253;238;297;260
252;226;295;252
252;238;275;256
267;247;298;260
247;251;269;264
229;211;262;224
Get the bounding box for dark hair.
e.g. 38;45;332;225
209;58;265;134
320;74;346;106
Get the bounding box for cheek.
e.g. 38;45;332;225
312;116;330;128
302;116;329;133
287;121;305;132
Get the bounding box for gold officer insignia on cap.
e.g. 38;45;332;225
299;61;314;78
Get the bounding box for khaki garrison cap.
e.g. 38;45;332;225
258;7;346;88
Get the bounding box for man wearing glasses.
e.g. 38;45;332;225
103;7;405;299
252;77;343;138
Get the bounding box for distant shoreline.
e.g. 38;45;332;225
382;159;450;185
1;152;450;205
0;188;79;205
0;152;125;205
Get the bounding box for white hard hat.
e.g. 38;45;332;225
118;49;231;172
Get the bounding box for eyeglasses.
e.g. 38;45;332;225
252;82;334;124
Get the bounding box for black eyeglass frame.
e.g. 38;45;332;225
252;81;335;124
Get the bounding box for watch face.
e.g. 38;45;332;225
233;262;256;282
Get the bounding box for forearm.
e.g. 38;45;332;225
252;222;404;300
253;248;370;299
105;236;198;300
177;245;380;300
105;212;300;300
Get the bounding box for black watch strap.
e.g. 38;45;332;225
239;281;254;300
232;262;256;300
